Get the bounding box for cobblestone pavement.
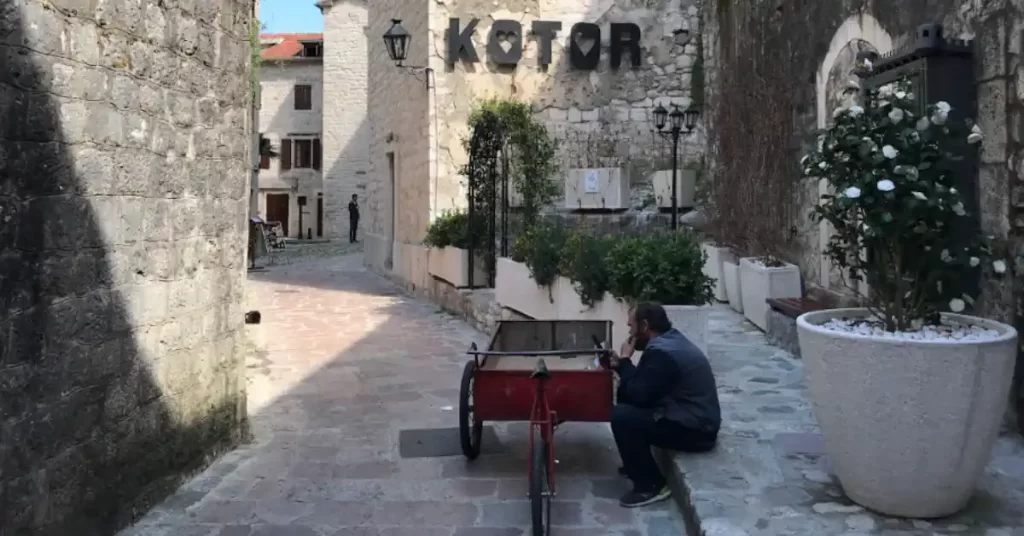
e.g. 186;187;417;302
671;307;1024;535
254;240;363;267
119;254;686;536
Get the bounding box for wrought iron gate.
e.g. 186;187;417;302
464;110;513;289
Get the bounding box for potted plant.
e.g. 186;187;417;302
797;81;1015;518
738;254;801;330
424;211;488;288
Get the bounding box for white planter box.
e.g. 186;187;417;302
722;260;742;313
564;168;629;210
739;257;801;331
495;259;709;354
798;309;1018;518
427;247;488;288
701;243;734;302
495;257;556;319
651;169;697;209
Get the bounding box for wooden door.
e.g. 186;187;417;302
266;193;290;237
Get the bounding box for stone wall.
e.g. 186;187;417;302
0;1;251;533
705;0;1024;431
361;0;703;269
320;0;370;240
363;0;433;268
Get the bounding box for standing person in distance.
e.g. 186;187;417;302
348;194;360;243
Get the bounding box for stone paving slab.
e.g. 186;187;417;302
665;307;1024;536
118;255;685;536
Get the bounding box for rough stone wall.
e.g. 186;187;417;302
425;0;704;219
258;60;323;191
0;1;250;534
706;0;1024;431
363;0;433;270
321;0;370;240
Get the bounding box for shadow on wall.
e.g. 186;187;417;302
322;117;369;241
1;6;246;536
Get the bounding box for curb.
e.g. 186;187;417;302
656;448;703;536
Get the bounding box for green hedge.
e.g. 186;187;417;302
423;211;471;249
517;225;714;307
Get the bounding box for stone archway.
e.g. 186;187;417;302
813;14;893;292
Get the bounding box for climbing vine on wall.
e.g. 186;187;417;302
706;0;802;264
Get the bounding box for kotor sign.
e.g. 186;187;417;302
447;18;642;70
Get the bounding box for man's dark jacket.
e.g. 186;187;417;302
616;328;721;434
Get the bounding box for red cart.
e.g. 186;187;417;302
458;320;614;536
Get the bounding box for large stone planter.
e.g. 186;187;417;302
495;259;709;354
495;257;556;319
722;260;742;313
427;246;488;288
701;243;734;302
739;257;801;331
796;309;1018;518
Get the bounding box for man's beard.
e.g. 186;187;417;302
634;335;650;351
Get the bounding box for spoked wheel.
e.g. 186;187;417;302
530;429;552;536
459;360;483;459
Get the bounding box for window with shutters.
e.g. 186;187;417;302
294;85;312;110
279;138;320;170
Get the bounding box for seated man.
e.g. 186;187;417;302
608;302;721;508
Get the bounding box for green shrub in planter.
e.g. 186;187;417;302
423;211;471;249
606;232;714;306
559;232;615;307
515;220;567;287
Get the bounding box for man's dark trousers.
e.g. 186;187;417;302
349;218;358;242
611;404;715;492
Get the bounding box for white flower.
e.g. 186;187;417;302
845;186;862;199
912;191;927;200
849;105;864;116
878;85;893;98
882;145;899;159
833;107;846;118
993;260;1007;274
950;187;958;194
861;58;873;71
940;249;952;262
970;256;980;267
932;111;948;125
876;179;895;192
895;90;907;99
915;117;930;131
949;298;966;313
877;99;890;108
818;161;827;170
936;101;952;113
967;124;983;144
888;108;905;123
953;202;966;216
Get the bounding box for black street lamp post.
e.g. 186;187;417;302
652;104;699;230
382;19;433;88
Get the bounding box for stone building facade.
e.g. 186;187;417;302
701;1;1024;430
319;0;371;241
1;0;251;533
258;33;326;239
362;0;703;274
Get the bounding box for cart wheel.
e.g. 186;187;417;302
459;360;483;459
530;430;551;536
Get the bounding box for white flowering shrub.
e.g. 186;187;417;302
801;79;1000;331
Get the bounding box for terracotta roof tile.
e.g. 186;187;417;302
260;33;323;60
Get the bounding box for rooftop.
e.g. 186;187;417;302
259;33;324;61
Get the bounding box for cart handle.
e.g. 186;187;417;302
466;348;612;358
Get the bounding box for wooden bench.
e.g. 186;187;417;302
765;297;827;358
766;297;827;318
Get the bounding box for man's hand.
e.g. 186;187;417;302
608;338;635;369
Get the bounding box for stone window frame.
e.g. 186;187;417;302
289;136;322;170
